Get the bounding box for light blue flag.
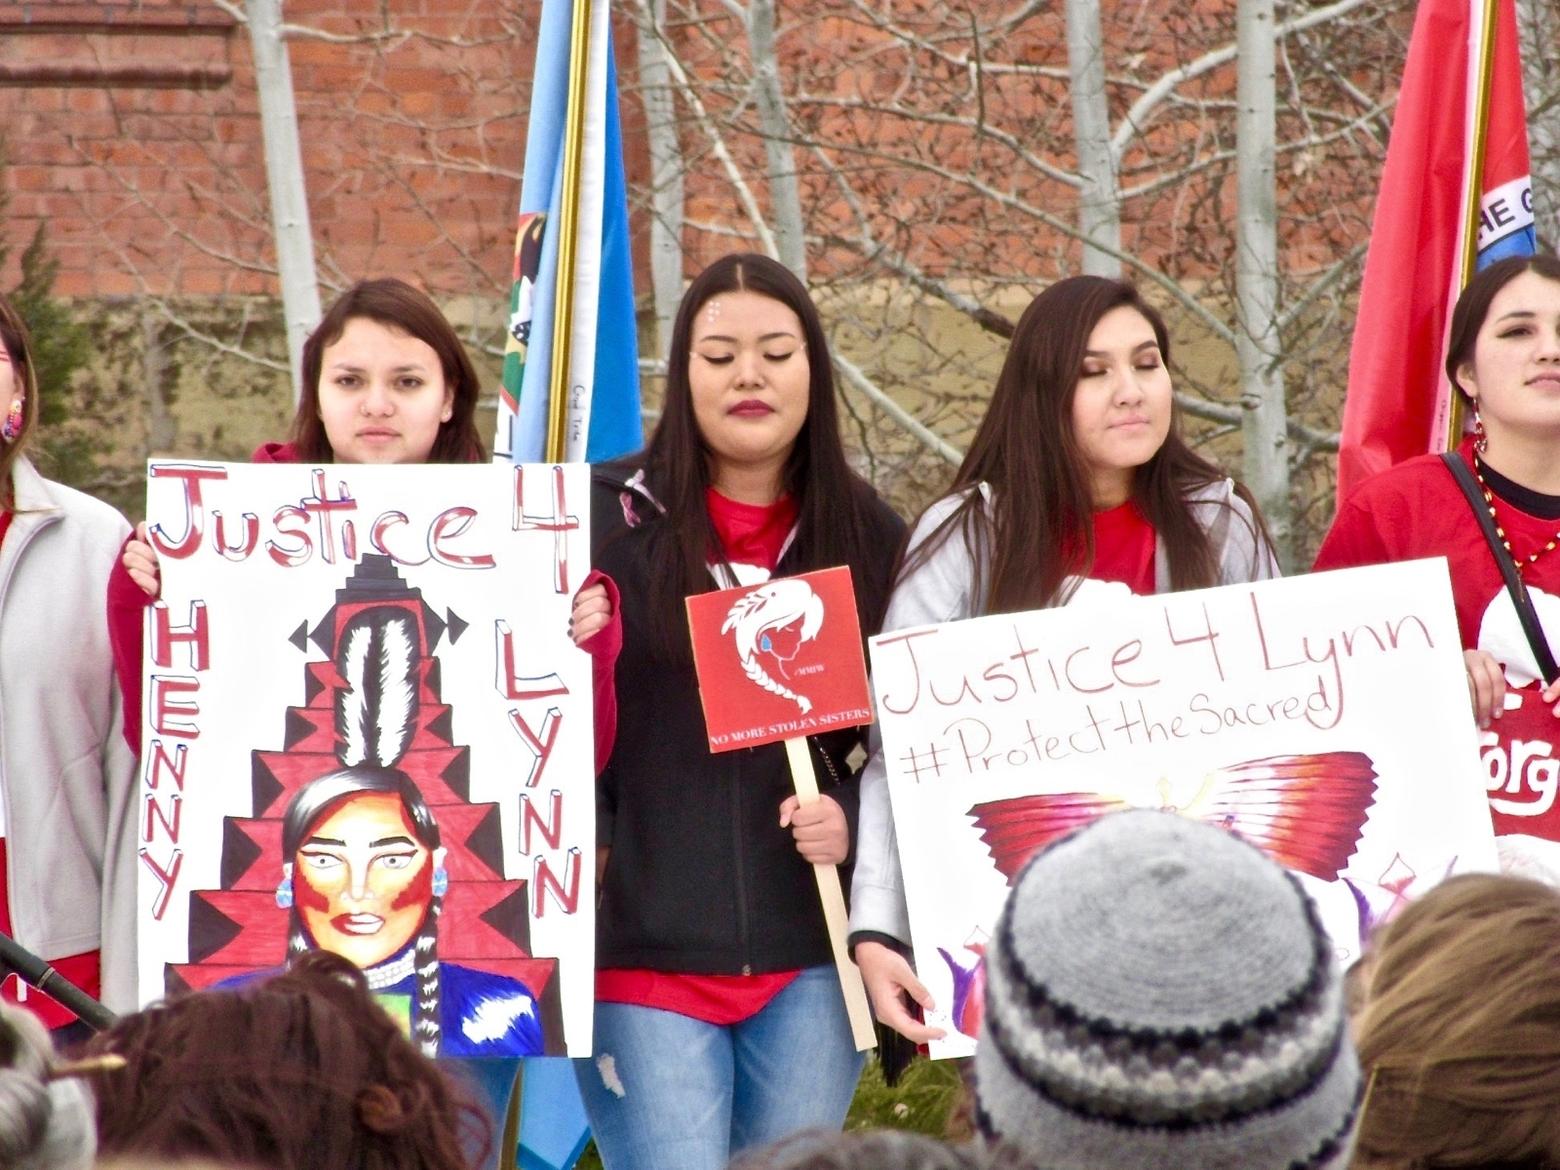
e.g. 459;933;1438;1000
502;0;642;466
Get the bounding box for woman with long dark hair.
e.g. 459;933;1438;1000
116;278;616;1159
120;277;617;760
0;292;138;1040
850;274;1279;1041
580;253;905;1170
1315;255;1560;877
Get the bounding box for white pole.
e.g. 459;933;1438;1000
246;0;322;404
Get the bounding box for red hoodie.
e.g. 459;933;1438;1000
111;442;620;769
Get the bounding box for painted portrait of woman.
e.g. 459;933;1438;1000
175;555;560;1058
278;768;542;1057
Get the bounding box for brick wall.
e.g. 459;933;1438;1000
0;0;543;299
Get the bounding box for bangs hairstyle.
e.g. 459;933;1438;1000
1354;872;1560;1168
293;278;486;464
1445;252;1560;399
902;275;1267;613
0;293;43;501
633;252;887;660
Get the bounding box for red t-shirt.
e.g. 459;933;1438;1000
1090;500;1157;594
0;511;101;1029
596;488;803;1024
1315;443;1560;854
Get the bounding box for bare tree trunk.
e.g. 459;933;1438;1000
744;0;807;279
1236;0;1293;567
246;0;321;402
1065;0;1121;277
636;0;685;360
1517;0;1559;249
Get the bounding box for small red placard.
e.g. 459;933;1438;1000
686;565;874;753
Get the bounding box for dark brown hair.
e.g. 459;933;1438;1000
1354;872;1560;1168
85;950;487;1170
1445;253;1560;399
293;278;486;463
632;252;892;658
902;275;1270;612
0;292;42;507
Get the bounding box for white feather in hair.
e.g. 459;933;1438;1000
334;610;420;768
374;616;418;766
336;623;373;767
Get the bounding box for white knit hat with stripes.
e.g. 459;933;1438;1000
974;809;1361;1170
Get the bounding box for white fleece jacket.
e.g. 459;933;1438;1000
0;457;138;1010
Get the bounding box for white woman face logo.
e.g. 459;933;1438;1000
293;791;436;970
721;578;825;714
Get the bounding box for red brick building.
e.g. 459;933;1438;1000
0;0;546;299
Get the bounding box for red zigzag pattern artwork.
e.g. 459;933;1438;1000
168;558;558;1030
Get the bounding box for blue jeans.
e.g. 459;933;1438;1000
574;966;864;1170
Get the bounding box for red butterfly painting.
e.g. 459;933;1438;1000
968;751;1378;884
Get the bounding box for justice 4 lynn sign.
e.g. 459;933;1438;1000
870;559;1500;1060
136;461;595;1057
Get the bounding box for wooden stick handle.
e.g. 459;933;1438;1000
784;736;877;1052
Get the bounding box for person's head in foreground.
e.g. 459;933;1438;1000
82;950;485;1170
0;1001;95;1170
1352;872;1560;1170
726;1126;1027;1170
974;808;1361;1169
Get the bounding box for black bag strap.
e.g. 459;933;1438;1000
1440;451;1560;684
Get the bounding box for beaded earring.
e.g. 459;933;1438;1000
1;396;22;443
1471;398;1488;457
275;867;295;909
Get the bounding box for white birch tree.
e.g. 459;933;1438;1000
243;0;322;401
1235;0;1292;565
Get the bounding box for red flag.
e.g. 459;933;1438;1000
1338;0;1535;500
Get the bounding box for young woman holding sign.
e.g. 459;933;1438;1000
582;252;904;1170
1315;254;1560;875
114;280;618;1156
0;292;138;1038
850;274;1280;1043
120;278;618;755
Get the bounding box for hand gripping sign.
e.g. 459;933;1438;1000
686;565;876;1050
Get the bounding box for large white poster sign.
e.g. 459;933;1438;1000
137;462;594;1057
870;559;1499;1059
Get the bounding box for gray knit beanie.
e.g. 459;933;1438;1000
974;809;1361;1170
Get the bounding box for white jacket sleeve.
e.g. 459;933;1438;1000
849;497;978;947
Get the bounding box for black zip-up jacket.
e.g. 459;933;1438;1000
591;462;905;974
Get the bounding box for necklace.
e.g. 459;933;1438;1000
1471;455;1560;573
364;948;417;990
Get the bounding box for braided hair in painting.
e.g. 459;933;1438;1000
281;606;445;1056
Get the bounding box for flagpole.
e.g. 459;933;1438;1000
546;0;593;463
1446;0;1502;449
